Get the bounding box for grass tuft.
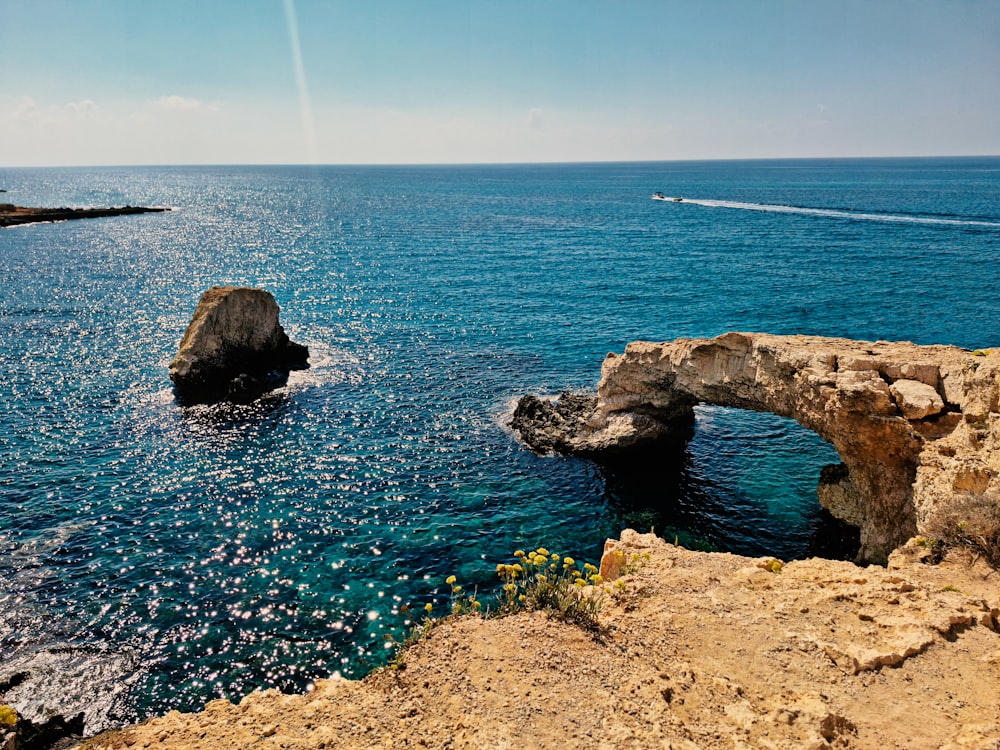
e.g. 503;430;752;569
924;493;1000;569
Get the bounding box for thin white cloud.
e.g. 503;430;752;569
3;96;101;126
151;95;213;112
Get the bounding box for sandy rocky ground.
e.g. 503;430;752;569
77;531;999;750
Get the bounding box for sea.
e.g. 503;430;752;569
1;157;998;731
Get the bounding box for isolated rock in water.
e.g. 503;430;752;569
169;286;309;404
511;332;1000;565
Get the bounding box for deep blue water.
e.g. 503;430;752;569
1;157;998;729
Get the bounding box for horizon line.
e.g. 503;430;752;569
1;154;998;171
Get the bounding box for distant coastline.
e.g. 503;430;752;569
0;204;169;227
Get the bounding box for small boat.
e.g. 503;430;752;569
652;192;682;202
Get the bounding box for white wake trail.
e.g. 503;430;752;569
654;196;1000;229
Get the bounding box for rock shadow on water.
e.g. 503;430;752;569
176;388;302;431
595;439;861;563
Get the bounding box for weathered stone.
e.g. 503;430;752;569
169;287;309;404
512;332;1000;564
890;378;945;419
510;392;692;457
817;463;866;527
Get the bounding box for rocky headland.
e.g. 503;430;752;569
168;286;309;404
0;204;169;227
512;332;1000;565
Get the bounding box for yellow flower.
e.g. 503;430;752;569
563;557;575;567
536;547;549;557
446;575;457;585
472;600;482;609
424;603;433;613
514;549;526;559
511;564;524;574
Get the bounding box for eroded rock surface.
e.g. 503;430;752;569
79;531;1000;750
169;287;309;404
512;333;1000;563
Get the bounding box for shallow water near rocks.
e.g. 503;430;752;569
1;158;998;728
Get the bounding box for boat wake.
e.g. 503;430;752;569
653;196;1000;229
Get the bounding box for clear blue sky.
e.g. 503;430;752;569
1;0;998;166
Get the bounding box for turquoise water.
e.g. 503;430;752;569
1;158;998;728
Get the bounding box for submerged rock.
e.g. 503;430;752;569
169;286;309;404
511;332;1000;564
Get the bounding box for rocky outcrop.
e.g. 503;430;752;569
512;332;1000;564
168;287;309;404
0;703;84;750
77;530;1000;750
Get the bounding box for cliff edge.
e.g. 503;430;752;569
78;531;999;750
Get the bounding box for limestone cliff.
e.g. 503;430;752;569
512;332;1000;564
169;287;309;404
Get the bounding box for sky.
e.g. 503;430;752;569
1;0;998;166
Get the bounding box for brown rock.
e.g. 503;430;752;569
890;378;945;419
0;204;169;227
168;287;309;404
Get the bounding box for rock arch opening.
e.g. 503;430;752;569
599;405;860;560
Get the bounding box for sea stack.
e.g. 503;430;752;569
169;286;309;404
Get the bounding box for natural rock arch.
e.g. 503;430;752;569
512;332;1000;564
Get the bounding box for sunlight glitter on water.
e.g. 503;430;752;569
2;159;997;727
